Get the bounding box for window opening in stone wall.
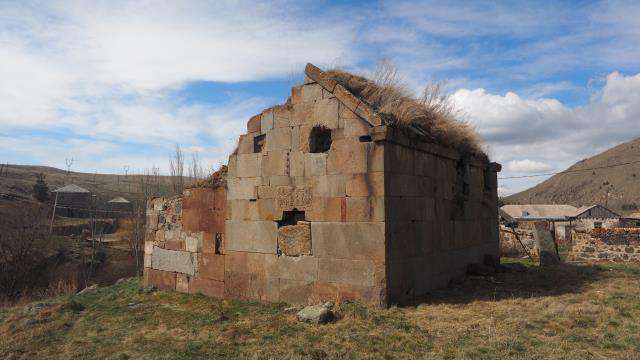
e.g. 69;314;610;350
594;222;602;229
253;134;266;153
309;125;332;153
359;135;372;142
214;232;223;255
277;209;306;227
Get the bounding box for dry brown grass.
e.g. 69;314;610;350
2;261;639;358
326;62;485;159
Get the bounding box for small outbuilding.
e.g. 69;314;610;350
107;196;133;216
53;184;92;218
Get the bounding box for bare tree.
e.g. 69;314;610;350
188;152;206;183
65;158;74;174
169;145;184;195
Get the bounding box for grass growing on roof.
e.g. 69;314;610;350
325;62;486;159
2;262;640;358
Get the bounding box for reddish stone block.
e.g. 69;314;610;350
176;273;190;293
199;253;225;281
165;240;185;251
189;277;224;298
314;282;385;306
247;114;261;133
279;279;314;305
147;268;176;291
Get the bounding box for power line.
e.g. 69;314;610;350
499;159;640;180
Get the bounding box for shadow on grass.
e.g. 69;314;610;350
413;260;640;306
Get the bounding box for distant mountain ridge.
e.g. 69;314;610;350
504;137;640;214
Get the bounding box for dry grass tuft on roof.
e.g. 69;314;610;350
325;62;485;159
190;165;227;189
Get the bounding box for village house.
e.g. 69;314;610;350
143;63;501;306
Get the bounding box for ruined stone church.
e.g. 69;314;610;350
144;63;501;306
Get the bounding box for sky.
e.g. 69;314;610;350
1;0;640;196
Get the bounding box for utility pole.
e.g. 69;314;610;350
65;158;74;175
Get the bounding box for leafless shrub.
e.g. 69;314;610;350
169;145;185;195
0;205;55;298
188;152;206;182
325;61;484;158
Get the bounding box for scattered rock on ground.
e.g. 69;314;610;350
297;303;334;324
77;284;99;295
23;301;53;316
116;278;129;285
467;263;495;276
283;306;298;313
139;285;157;294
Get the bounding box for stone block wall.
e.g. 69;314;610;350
224;73;387;306
143;63;501;307
380;127;500;303
568;229;640;262
143;187;226;297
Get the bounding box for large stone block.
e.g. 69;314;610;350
318;258;377;286
311;98;339;129
275;186;313;211
227;177;259;200
183;231;203;252
147;268;176;291
289;151;304;177
387;174;421;197
345;197;371;222
311;222;385;261
302;83;323;103
279;279;315;305
189;277;224;298
261;109;274;131
386;143;414;174
291;85;303;105
247;114;261;133
226;220;278;254
176;273;189;293
273;107;291;128
151;246;198;275
304;153;327;176
199;253;225;281
237;153;261;178
326;140;369;174
277;222;312;256
306;197;343;222
237;134;255;154
266;127;292;152
345;173;384;197
292;103;313;127
314;282;385;306
267;255;318;282
311;175;346;197
261;150;289;177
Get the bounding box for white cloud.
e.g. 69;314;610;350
453;71;640;195
507;160;553;173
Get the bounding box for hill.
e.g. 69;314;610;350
0;164;180;215
1;261;639;358
505;138;640;213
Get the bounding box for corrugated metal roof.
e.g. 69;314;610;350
53;184;90;193
108;196;130;203
501;204;579;220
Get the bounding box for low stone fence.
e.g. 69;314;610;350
499;225;535;257
568;229;640;262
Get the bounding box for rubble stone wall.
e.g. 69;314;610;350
568;229;640;262
143;187;226;297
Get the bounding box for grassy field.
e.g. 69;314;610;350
1;261;639;359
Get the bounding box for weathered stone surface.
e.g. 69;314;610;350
146;268;176;290
261;109;274;131
306;197;343;222
176;273;189;293
326;140;369;174
261;150;288;177
311;222;385;261
247;114;261;133
278;279;314;304
267;255;318;282
276;186;312;210
289;151;304;177
226;220;278;254
277;222;312;256
318;258;377;286
237;153;261;178
183;231;203;252
199;253;225;281
266;127;292;152
302;83;323;103
304;153;327;176
533;221;561;266
312;98;339;129
237;134;254;154
151;246;198;275
312;175;346;197
345;197;371;222
189;277;224;298
345;173;384;197
297;303;333;324
227;177;259;200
